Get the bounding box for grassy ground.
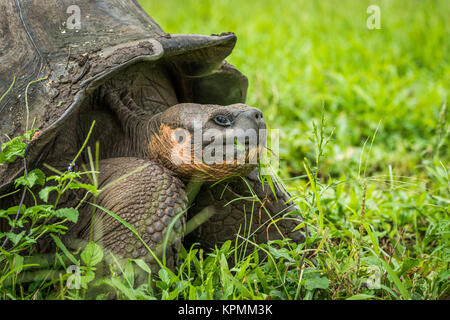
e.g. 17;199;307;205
0;0;448;300
137;0;449;299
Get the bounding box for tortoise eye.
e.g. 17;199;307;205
213;115;233;127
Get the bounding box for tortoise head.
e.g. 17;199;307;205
147;103;267;181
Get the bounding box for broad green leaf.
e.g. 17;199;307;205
304;276;329;290
292;221;306;232
68;182;98;196
0;205;26;218
132;259;152;274
267;246;292;261
38;186;58;203
54;208;79;223
0;138;27;163
5;231;26;246
24;205;53;218
14;169;45;188
81;241;103;267
158;268;171;284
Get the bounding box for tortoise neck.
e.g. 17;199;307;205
102;88;155;158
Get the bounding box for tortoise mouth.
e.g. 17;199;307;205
211;140;261;163
195;131;265;166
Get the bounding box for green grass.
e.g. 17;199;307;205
0;0;448;300
137;0;449;299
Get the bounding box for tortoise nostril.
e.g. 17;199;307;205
250;109;263;120
240;108;265;127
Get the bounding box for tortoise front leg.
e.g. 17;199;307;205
187;169;305;252
68;157;188;270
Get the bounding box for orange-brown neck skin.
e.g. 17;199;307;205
148;123;256;182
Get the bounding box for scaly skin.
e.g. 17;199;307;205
66;158;188;270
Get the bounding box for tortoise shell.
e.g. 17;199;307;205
0;0;247;190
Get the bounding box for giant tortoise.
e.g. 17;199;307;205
0;0;304;269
